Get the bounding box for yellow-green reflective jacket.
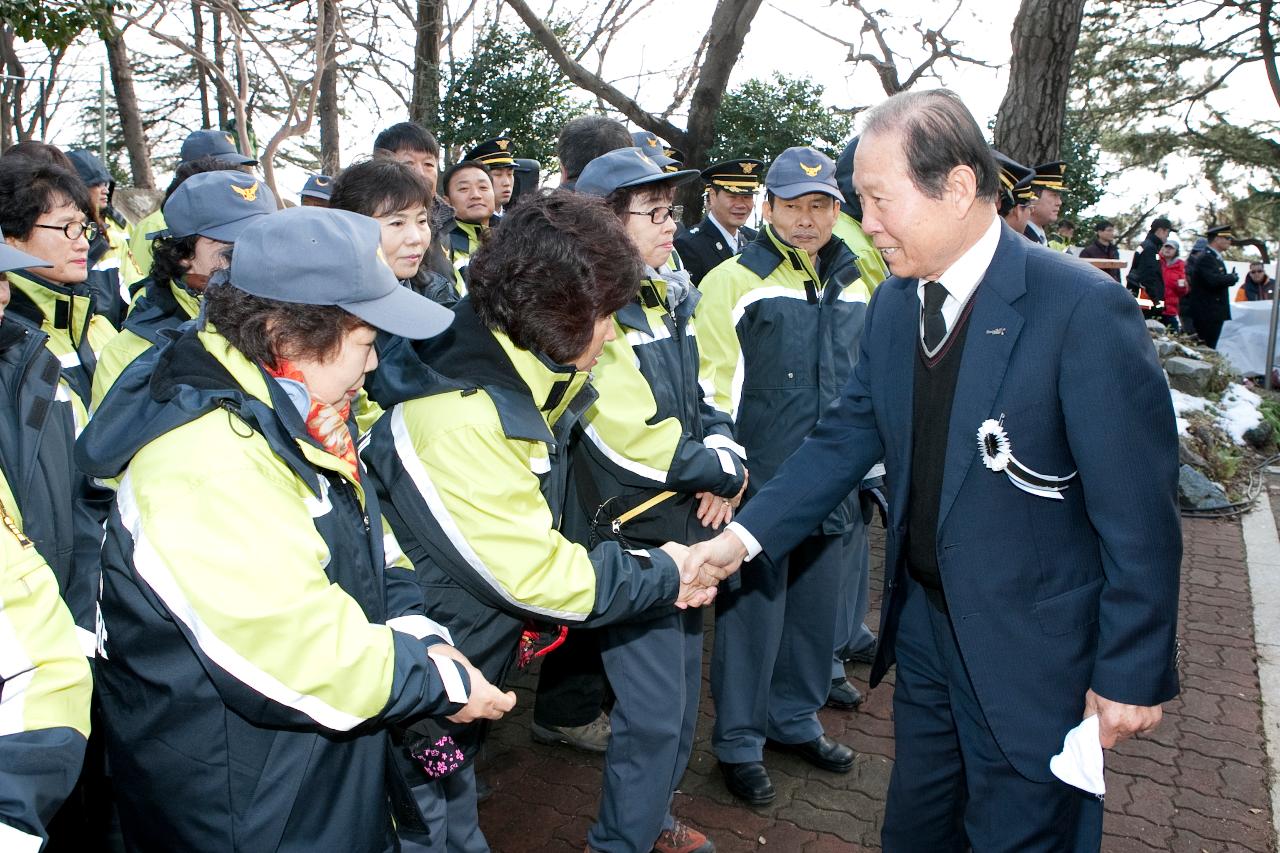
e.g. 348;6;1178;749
0;467;92;850
126;208;165;284
571;270;746;548
7;271;117;434
697;225;870;535
833;211;890;290
444;217;495;297
91;275;202;410
364;302;681;700
76;324;470;851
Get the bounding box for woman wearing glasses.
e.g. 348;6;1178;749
572;147;749;853
0;158;117;427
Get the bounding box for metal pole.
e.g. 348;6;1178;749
99;65;107;161
1266;251;1280;389
38;79;47;139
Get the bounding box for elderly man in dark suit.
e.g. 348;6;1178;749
685;89;1181;851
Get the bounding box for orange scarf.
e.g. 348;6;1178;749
265;358;359;482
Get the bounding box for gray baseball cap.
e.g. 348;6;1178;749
300;174;334;201
180;128;257;166
0;226;52;272
228;207;453;340
158;171;277;242
766;147;841;201
575;147;698;198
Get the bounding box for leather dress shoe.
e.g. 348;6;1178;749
825;678;864;710
766;734;855;773
718;760;776;805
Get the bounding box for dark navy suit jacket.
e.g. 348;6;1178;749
735;222;1181;781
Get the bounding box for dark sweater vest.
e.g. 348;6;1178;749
906;293;977;593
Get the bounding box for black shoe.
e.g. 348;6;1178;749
844;638;878;665
766;734;855;773
825;678;864;710
718;760;776;805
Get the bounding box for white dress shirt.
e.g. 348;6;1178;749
728;215;1002;561
1026;221;1047;245
707;212;741;252
916;215;1002;349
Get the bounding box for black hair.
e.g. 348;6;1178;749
467;190;641;365
2;140;76;172
557;115;631;181
373;121;440;159
860;89;1000;203
1094;219;1114;232
163;156;238;206
203;281;367;368
329;158;431;218
604;182;676;220
440;160;491;197
0;157;92;241
150;235;200;289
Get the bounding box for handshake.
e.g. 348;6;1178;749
659;530;752;609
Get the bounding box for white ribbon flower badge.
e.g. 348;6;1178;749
977;416;1077;500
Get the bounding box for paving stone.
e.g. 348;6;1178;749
474;517;1275;851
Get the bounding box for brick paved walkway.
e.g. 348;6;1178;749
475;516;1275;852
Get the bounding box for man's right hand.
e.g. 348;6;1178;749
685;529;749;588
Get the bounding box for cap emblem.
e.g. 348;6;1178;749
496;139;509;150
224;133;235;146
645;137;659;147
799;161;822;177
316;176;331;186
741;162;757;174
232;181;260;202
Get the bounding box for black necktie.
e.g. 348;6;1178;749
923;280;947;351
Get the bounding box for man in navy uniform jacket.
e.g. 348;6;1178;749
685;89;1181;852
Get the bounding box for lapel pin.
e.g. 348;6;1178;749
986;327;1006;335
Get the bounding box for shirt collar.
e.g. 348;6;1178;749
1026;221;1047;242
919;215;1002;305
706;212;738;248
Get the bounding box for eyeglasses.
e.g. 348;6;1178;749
628;204;683;225
33;221;100;242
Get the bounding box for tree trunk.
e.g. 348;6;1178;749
192;2;211;128
0;25;19;148
992;0;1086;165
410;0;444;128
105;28;155;189
678;0;765;223
212;8;229;128
318;0;340;174
503;0;764;224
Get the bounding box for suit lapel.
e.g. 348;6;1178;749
883;278;918;522
937;226;1028;528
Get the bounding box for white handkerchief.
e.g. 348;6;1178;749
1049;714;1105;795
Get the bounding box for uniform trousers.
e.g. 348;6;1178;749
832;511;875;680
533;627;608;728
587;607;702;853
399;764;489;853
882;578;1104;853
711;529;850;761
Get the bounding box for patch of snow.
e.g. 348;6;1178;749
1169;388;1209;416
1216;383;1263;444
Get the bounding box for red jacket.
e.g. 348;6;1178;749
1161;258;1187;316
